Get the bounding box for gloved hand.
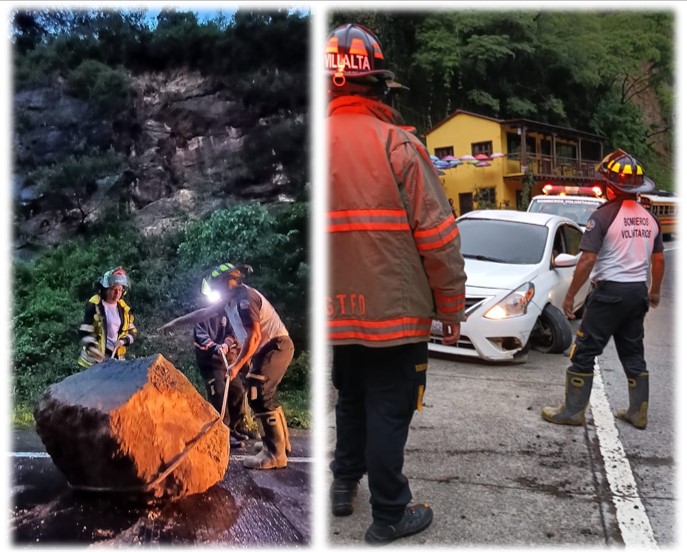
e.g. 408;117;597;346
87;345;105;362
215;343;229;355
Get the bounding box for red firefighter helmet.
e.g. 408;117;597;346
596;149;655;194
325;23;404;89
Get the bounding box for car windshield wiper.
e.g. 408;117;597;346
463;253;509;263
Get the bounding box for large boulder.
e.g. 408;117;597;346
34;354;228;499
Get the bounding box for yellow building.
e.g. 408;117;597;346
424;110;606;214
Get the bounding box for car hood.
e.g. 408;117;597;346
464;259;540;292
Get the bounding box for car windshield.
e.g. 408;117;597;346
458;218;548;264
528;200;599;226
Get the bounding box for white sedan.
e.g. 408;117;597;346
429;210;590;362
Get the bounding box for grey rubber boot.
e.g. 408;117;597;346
243;410;287;470
616;372;649;429
542;370;593;425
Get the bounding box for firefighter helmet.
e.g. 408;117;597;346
325;23;404;89
596;149;655;194
100;266;129;289
201;263;253;299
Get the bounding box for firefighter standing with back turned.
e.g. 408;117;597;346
542;149;665;429
326;24;467;545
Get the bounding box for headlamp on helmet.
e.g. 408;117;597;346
200;263;253;303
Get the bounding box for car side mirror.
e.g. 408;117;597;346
553;253;579;268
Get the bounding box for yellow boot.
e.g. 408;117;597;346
252;406;290;454
275;406;291;455
243;410;287;470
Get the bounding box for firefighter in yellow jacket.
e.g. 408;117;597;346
326;24;467;545
78;267;137;367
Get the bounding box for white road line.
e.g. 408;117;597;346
10;451;315;464
11;452;50;459
590;361;658;548
231;454;315;463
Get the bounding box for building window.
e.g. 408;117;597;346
434;146;454;159
556;143;577;163
506;133;536;157
474;187;496;209
471;141;493;157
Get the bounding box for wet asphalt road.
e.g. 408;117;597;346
327;244;678;547
11;429;311;545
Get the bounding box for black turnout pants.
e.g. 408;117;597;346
196;352;246;430
331;342;428;525
571;281;650;378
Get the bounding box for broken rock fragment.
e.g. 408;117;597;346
34;354;228;499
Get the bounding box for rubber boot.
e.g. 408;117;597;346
616;372;649;429
275;406;292;455
542;370;593;425
243;410;287;469
251;407;289;454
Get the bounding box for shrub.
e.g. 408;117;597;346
67;59;131;115
11;203;310;425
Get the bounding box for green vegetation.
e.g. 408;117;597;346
12;202;310;428
12;7;310;222
11;8;311;428
67;60;131;116
330;11;674;191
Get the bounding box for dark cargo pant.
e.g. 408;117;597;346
196;351;246;430
570;281;650;378
246;335;295;414
330;342;428;525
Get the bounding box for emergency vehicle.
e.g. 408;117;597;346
638;191;678;240
526;184;606;228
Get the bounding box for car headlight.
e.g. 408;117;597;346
484;283;535;320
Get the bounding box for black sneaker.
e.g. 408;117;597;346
231;429;250;442
330;479;359;517
364;503;433;545
234;425;260;440
230;434;246;449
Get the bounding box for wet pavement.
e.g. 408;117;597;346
11;428;311;545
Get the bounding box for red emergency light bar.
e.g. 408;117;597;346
542;184;604;198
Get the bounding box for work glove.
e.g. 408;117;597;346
87;345;105;362
214;343;229;356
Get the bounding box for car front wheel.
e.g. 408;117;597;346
530;304;572;354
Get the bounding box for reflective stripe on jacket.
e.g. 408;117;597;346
78;294;136;367
327;95;467;347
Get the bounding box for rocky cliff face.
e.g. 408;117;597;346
13;69;304;254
